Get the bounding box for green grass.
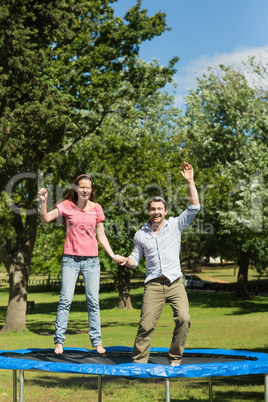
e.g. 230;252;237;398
182;263;267;284
0;267;267;401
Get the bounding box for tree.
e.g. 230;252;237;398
84;91;185;308
181;63;268;298
32;89;185;308
0;0;178;332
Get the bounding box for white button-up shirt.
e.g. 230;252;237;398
129;204;200;283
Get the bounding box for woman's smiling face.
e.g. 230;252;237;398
76;178;92;201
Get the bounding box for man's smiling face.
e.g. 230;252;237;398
148;201;167;227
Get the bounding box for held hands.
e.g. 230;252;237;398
38;188;48;203
180;161;194;182
113;255;127;265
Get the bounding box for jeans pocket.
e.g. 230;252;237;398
89;256;100;271
62;255;72;268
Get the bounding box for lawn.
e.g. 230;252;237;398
0;265;267;401
182;263;267;285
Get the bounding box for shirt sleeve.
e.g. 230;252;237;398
56;201;67;216
96;203;105;224
177;203;200;232
128;233;144;268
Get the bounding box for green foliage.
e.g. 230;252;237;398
0;0;180;330
0;0;177;268
0;0;72;176
31;221;65;277
181;63;268;274
0;193;17;258
34;90;185;276
0;0;177;179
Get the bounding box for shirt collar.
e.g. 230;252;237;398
143;219;168;232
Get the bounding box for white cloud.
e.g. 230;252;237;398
173;46;268;109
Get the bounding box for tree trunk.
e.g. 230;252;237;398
47;273;51;290
1;262;29;333
188;257;202;273
235;250;250;299
0;212;37;333
118;265;133;309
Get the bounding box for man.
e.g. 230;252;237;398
122;161;200;366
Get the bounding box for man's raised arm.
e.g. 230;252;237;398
180;161;199;206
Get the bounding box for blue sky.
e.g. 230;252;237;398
113;0;268;108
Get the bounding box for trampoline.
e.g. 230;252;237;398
0;346;267;401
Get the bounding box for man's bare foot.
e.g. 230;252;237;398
54;343;63;354
96;345;106;354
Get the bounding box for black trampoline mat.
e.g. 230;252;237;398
1;350;255;365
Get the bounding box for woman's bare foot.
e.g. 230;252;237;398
96;345;106;354
54;343;63;354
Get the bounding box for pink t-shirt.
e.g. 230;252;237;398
57;200;105;256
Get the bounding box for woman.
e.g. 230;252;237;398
38;174;123;355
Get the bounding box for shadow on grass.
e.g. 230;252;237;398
27;317;139;335
25;284;268;316
2;285;267;336
100;292;143;310
207;374;265;402
0;306;7;321
187;292;268;315
25;375;165;391
28;287;143;313
24;373;265;401
28;295;141;316
26;294;140;334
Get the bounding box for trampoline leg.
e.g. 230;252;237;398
165;378;170;402
19;370;24;402
98;375;102;402
13;370;17;402
265;373;268;402
208;377;213;401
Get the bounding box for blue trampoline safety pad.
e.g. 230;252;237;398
0;347;267;379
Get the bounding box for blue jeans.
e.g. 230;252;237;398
54;255;102;347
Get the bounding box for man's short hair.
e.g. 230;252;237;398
147;197;167;211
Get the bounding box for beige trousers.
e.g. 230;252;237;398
132;276;190;364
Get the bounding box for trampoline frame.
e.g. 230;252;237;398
0;347;267;402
